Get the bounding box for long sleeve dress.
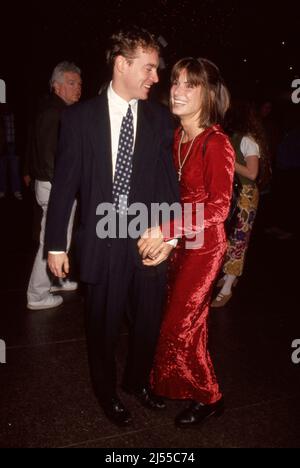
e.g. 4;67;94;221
151;124;235;405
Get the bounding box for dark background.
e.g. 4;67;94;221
1;0;300;152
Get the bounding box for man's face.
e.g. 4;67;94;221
53;72;82;105
118;47;159;101
170;69;202;121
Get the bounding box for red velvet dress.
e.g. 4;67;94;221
151;125;235;404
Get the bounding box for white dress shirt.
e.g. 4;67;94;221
107;81;138;178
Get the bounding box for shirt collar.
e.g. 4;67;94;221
107;81;138;116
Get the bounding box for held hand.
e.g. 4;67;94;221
142;242;174;267
137;226;164;259
48;253;69;278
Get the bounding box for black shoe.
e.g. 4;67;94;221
175;397;224;427
134;387;166;410
99;396;132;427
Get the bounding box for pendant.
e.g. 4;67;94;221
178;168;182;181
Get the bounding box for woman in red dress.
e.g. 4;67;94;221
149;58;235;426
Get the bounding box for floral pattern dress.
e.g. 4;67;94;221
223;134;260;277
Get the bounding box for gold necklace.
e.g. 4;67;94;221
177;130;197;181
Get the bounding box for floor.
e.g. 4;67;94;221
0;191;299;448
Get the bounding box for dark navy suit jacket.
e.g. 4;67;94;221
45;92;179;284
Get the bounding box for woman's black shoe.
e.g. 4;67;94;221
175;397;224;427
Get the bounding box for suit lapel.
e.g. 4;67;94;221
90;93;113;202
130;102;156;200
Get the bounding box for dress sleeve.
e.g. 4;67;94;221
202;133;235;228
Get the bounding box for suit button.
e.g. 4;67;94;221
107;242;111;248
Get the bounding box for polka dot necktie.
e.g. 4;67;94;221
112;104;134;215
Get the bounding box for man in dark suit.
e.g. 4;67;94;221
45;27;179;426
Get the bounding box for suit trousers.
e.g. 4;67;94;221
27;180;77;303
85;238;166;401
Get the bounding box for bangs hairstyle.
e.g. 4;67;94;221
106;26;160;71
171;57;230;128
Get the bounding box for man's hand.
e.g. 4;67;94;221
137;226;164;260
142;242;174;267
48;253;69;278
